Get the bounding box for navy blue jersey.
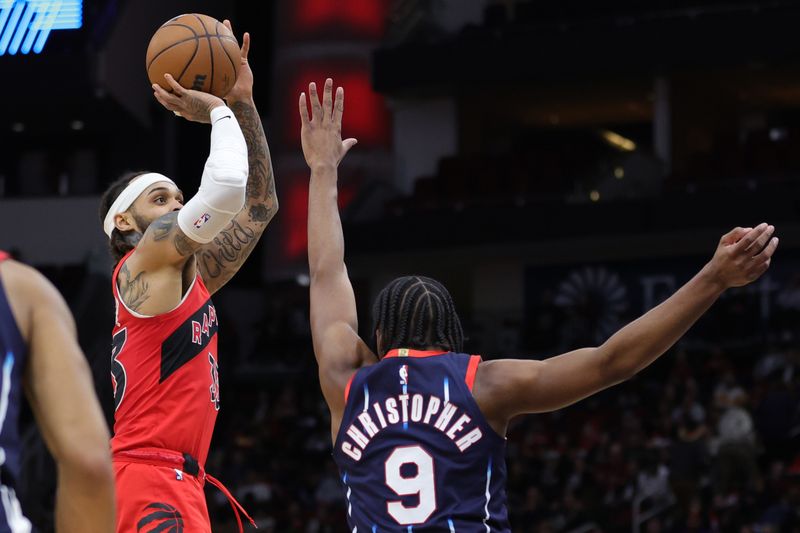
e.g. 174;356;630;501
333;349;510;532
0;252;33;532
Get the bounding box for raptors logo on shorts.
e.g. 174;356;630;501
137;502;184;533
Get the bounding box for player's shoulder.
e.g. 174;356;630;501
0;259;70;341
0;259;54;299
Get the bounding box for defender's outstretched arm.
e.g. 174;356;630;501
475;224;778;428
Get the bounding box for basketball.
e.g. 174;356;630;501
146;14;240;98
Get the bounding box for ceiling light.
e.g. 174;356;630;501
601;130;636;152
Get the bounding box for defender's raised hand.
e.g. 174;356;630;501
706;223;779;288
152;73;225;123
300;78;358;170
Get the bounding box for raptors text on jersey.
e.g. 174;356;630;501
110;251;221;467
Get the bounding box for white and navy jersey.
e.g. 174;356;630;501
0;252;33;532
333;349;510;532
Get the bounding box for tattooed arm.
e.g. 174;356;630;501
196;26;278;294
118;212;207;315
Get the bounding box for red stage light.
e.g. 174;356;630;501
290;0;388;39
283;177;359;261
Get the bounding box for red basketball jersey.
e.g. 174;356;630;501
110;250;221;467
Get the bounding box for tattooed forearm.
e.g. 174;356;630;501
197;101;277;293
198;220;258;279
119;263;149;311
229;100;278;223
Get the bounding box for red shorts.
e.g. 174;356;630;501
114;451;211;533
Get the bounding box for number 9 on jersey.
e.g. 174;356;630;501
385;445;437;525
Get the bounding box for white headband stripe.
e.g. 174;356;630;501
103;173;176;238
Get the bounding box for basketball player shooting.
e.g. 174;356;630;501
0;252;115;532
300;78;779;530
98;21;276;533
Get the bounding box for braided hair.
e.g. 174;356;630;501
98;171;149;264
372;276;464;357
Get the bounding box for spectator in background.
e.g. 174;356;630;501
670;409;709;518
636;449;673;507
713;388;760;495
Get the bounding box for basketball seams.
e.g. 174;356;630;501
147;37;198;71
160;22;198;34
215;21;239;92
146;14;238;97
175;38;200;90
146;22;199;82
193;14;214;94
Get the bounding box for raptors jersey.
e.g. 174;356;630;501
110;250;220;467
333;349;511;532
0;252;33;532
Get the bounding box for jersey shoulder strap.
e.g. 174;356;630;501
465;354;481;391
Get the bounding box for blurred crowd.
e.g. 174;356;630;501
11;256;799;532
199;284;800;533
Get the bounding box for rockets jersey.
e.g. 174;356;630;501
333;349;511;532
110;250;220;467
0;251;33;532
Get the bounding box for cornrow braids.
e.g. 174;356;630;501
372;276;464;357
98;171;150;265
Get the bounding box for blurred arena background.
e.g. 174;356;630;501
1;0;799;531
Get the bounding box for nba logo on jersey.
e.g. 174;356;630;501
399;364;408;386
193;213;211;229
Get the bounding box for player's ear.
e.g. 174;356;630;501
375;330;383;357
115;212;138;233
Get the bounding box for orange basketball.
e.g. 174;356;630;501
146;14;240;98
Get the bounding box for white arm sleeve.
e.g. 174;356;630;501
177;105;248;244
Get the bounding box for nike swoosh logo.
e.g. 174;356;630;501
214;115;232;124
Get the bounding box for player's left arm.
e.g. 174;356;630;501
195;24;279;294
474;225;778;426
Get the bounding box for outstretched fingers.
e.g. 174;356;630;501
308;82;322;122
342;138;358;155
333;86;344;127
720;226;749;246
733;222;769;254
240;32;250;61
322;78;333;123
745;223;774;254
299;92;310;124
754;236;779;262
222;20;249;61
